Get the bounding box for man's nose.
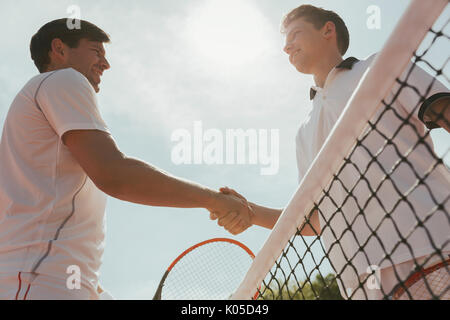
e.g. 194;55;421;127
284;42;293;55
101;56;110;71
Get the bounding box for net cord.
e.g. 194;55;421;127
232;0;449;300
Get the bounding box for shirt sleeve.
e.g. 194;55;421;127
35;68;110;138
394;61;449;129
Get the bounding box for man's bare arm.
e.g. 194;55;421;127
62;130;252;223
244;203;320;236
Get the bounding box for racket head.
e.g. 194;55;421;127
392;258;450;300
153;238;258;300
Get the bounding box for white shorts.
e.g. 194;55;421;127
0;272;113;300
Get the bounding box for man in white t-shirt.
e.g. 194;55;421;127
0;18;253;300
214;5;449;299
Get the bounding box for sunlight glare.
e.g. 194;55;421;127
184;0;273;69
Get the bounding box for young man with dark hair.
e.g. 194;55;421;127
0;18;253;300
214;4;449;299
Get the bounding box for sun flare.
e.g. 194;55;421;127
184;0;273;69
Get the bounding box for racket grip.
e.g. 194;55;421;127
153;270;170;300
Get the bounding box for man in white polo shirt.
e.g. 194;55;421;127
0;18;253;300
214;5;449;299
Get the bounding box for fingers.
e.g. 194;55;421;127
219;187;229;194
215;210;252;235
220;187;246;201
218;212;241;232
227;218;252;235
210;212;218;221
209;188;253;235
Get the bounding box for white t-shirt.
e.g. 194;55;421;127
295;55;450;292
0;68;110;295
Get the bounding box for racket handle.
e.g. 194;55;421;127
153;270;170;300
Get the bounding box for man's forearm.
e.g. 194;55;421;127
249;204;321;236
248;203;282;229
103;156;216;210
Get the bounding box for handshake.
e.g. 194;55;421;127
207;187;254;235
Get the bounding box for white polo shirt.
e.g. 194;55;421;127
0;68;110;295
295;55;450;291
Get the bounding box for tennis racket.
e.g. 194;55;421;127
391;257;449;300
153;238;259;300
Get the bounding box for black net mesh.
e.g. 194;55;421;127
257;8;449;300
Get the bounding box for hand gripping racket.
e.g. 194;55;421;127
153;238;259;300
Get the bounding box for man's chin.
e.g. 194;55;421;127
88;79;100;93
293;62;311;75
91;83;100;93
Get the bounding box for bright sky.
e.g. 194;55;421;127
1;0;448;299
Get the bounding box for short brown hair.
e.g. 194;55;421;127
281;5;350;55
30;18;110;73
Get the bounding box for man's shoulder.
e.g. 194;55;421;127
362;52;378;62
335;53;378;84
353;53;378;70
41;68;90;88
24;68;91;95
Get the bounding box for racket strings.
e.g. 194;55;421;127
395;263;450;300
162;241;253;300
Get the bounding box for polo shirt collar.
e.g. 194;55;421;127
310;57;360;100
335;56;360;70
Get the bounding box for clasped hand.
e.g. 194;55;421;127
208;187;253;235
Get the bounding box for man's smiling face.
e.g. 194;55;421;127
65;39;110;93
283;18;327;75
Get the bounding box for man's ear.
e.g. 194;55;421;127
49;38;68;63
322;21;336;39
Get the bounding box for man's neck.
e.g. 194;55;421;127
46;63;70;73
313;54;344;88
